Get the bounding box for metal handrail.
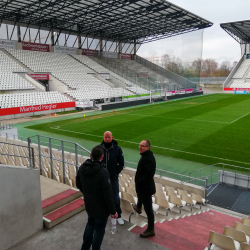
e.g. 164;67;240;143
189;162;250;188
0;141;35;168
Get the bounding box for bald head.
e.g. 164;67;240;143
103;131;113;143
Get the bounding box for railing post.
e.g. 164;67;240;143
248;169;250;190
234;166;237;186
205;178;208;201
75;144;79;172
28;138;32;168
31;147;35;169
61;141;66;184
38;136;42;175
49;138;54;180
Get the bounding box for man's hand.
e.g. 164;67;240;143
111;212;118;219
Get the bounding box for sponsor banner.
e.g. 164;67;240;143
121;53;132;60
0;102;75;116
224;88;250;91
235;91;247;94
185;88;194;93
167;91;176;93
22;42;50;52
28;74;49;80
176;90;185;94
199;88;202;91
0;39;17;49
54;46;77;55
82;49;98;56
75;101;94;108
247;54;250;59
102;51;118;59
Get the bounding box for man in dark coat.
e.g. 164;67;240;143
100;131;124;225
76;145;118;250
133;139;156;238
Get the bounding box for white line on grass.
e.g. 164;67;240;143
230;111;250;124
126;113;229;124
50;126;250;165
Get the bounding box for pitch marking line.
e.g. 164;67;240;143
50;127;250;165
126;113;229;124
230;111;250;124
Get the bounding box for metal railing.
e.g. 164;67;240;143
27;135;91;184
189;162;250;188
1;133;208;198
0;141;35;168
0;122;14;130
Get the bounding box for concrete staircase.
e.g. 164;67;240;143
42;188;85;229
130;209;241;250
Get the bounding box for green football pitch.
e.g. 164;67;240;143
26;94;250;169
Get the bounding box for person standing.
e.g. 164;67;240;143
101;131;124;225
76;145;118;250
133;140;156;238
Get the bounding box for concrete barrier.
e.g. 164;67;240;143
0;165;43;250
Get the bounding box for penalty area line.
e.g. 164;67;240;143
50;126;250;165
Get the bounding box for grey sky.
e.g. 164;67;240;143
138;0;250;64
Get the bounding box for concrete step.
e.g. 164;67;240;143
43;197;85;229
42;188;82;215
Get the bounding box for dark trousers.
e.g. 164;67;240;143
137;194;154;230
81;215;108;250
111;179;122;218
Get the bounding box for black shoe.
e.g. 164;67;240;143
132;204;142;214
140;229;155;238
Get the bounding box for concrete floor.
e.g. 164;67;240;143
9;210;169;250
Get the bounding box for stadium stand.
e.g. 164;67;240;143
232;59;250;79
0;91;71;108
6;49;140;101
73;54;149;94
0;50;35;91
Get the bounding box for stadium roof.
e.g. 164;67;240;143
221;20;250;44
0;0;213;44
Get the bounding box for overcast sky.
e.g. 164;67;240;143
138;0;250;65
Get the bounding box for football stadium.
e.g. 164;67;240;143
1;1;250;250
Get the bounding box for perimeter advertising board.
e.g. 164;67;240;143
75;101;94;108
22;42;50;52
54;46;77;55
121;53;132;60
224;88;250;91
0;102;75;116
28;74;49;80
0;39;17;49
82;49;98;56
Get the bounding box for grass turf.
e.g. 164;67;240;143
25;94;250;169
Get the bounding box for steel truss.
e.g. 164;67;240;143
0;0;212;47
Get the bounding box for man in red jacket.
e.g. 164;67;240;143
76;145;118;250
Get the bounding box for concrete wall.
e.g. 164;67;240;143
122;167;205;198
0;127;18;138
0;165;43;250
48;75;69;92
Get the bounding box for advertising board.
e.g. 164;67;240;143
121;53;132;59
54;46;77;55
28;74;49;80
0;102;75;116
0;39;17;49
82;49;98;56
75;101;94;108
22;42;50;52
